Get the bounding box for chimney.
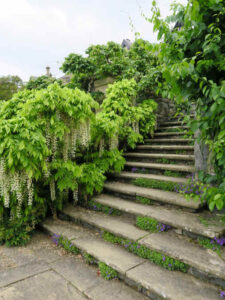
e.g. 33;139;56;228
46;66;51;77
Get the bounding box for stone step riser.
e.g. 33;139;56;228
125;157;194;166
94;195;225;239
134;149;194;155
103;182;201;210
144;140;194;145
124;164;193;178
60;208;225;289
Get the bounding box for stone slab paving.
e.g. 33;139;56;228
136;145;194;150
0;232;147;300
104;181;200;209
114;171;188;184
94;194;225;238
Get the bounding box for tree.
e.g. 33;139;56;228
0;76;23;101
26;75;61;90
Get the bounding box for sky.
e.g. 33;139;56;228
0;0;187;82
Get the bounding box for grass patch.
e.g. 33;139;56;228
136;196;153;205
103;231;188;272
98;262;118;280
132;178;177;192
88;200;121;216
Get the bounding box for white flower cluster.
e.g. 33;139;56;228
0;160;34;217
77;120;91;148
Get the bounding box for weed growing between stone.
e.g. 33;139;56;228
156;158;176;164
98;262;118;280
136;216;171;232
198;237;225;255
83;253;96;265
132;178;177;192
88;200;121;216
164;170;186;178
52;234;80;254
103;231;188;272
136;196;153;205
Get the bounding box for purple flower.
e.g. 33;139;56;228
220;291;225;298
131;167;139;173
163;257;166;261
168;264;172;267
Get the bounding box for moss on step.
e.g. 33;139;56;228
164;170;187;178
88;200;121;216
136;196;153;205
156;158;177;164
131;178;177;192
103;231;189;272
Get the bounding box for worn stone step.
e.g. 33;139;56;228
113;171;188;184
41;219;143;276
160;121;183;126
104;181;201;209
154;132;188;137
140;231;225;287
125;161;195;173
62;205;149;241
157;126;189;131
41;219;221;300
94;194;225;239
145;138;194;144
136;145;194;151
62;206;225;288
124;152;195;161
126;262;220;300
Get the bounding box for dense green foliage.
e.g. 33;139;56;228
0;78;157;245
103;231;188;272
61;39;160;101
149;0;225;210
0;76;23;101
26;75;62;90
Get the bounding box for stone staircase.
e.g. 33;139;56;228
41;116;225;300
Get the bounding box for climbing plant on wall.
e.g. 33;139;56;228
148;0;225;211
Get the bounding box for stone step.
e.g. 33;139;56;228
154;132;188;137
157;126;189;131
62;205;225;287
160;121;183;126
136;145;194;151
94;194;225;239
41;219;221;300
145;138;194;144
125;161;195;173
124;152;195;161
104;181;201;209
113;171;188;184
